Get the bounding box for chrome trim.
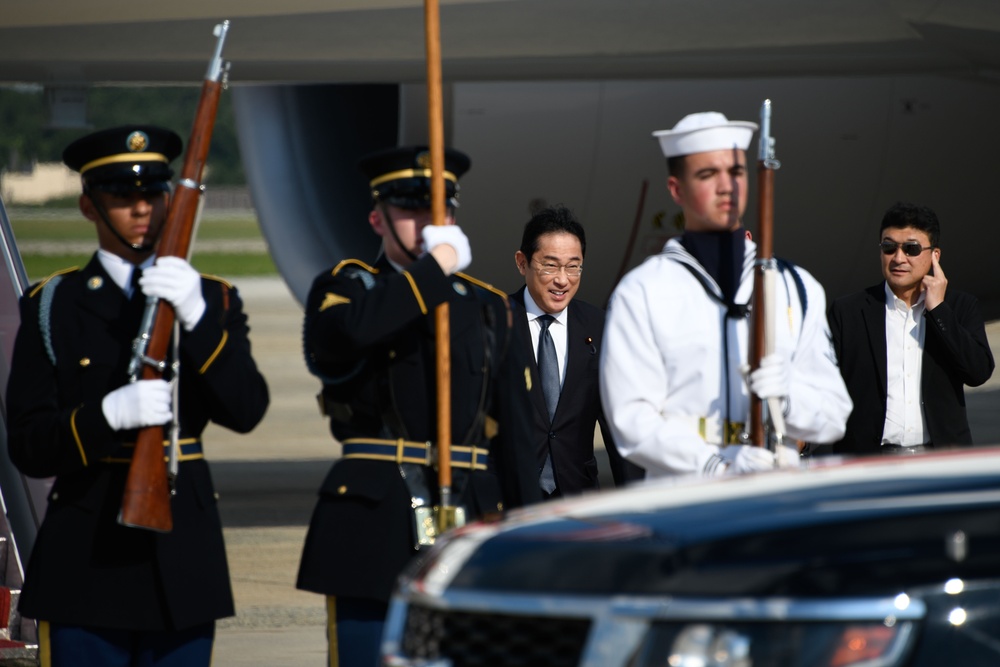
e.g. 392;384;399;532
384;587;927;667
876;622;918;667
579;615;647;667
817;488;1000;513
399;587;927;622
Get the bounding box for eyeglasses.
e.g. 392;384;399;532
533;261;583;277
879;241;933;257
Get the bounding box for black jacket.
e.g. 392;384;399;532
828;284;994;454
509;287;643;495
6;254;269;630
297;255;540;602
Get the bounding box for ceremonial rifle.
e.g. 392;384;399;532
119;21;231;532
748;99;786;449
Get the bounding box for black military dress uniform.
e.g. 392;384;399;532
4;125;270;647
297;147;540;612
8;259;268;630
298;253;539;600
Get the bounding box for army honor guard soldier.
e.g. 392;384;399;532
297;146;540;666
5;125;269;666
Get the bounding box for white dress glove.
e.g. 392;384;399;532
421;225;472;275
102;379;173;431
774;444;803;469
139;256;206;331
747;353;790;400
718;444;775;474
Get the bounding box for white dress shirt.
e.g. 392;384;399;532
97;249;152;298
882;283;929;446
522;289;567;388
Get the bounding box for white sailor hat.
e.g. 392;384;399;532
652;112;758;158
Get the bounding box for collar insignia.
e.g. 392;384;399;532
320;292;350;312
87;276;103;290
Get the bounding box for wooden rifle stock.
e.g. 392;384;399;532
119;21;231;532
749;99;778;447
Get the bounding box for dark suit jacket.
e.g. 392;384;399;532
828;284;994;455
7;254;269;630
510;287;643;495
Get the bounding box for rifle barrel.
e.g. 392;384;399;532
749;99;779;447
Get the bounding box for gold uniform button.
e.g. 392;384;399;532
51;493;59;501
388;350;396;359
338;485;348;495
79;358;91;367
496;502;504;512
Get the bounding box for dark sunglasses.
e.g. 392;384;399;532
879;241;933;257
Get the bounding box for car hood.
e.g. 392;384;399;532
408;449;1000;598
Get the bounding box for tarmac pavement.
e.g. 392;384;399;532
202;277;329;665
203;276;1000;666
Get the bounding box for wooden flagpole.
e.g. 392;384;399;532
424;0;456;533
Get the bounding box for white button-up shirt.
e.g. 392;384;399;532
97;249;152;298
882;283;928;446
523;289;567;388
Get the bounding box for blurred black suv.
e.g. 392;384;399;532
382;448;1000;667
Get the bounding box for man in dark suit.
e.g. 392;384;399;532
511;206;642;499
6;125;269;666
828;201;994;455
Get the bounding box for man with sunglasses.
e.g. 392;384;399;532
510;205;643;499
827;201;994;455
601;111;852;478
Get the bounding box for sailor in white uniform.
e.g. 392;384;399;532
600;111;852;478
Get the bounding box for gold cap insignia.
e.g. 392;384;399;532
87;276;103;290
416;151;431;169
126;131;149;153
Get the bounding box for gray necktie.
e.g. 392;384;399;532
537;314;559;493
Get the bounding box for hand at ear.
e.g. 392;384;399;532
922;251;947;311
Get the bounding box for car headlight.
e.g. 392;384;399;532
632;619;917;667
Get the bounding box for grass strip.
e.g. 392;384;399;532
22;253;277;283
